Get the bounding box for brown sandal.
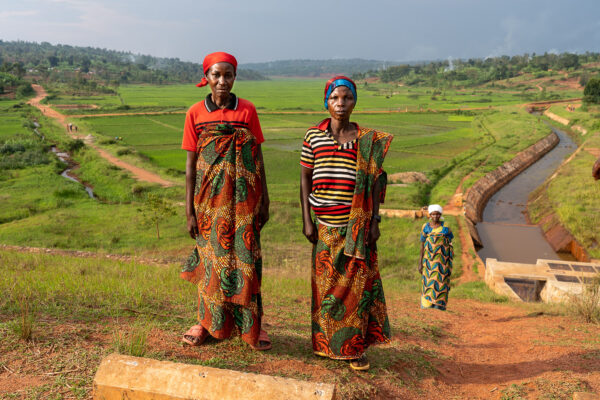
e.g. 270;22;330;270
182;324;209;346
250;329;272;351
349;355;370;371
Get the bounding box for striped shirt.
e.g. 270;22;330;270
300;119;358;227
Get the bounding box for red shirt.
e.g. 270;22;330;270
181;93;264;151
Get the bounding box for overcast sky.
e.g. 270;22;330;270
1;0;599;64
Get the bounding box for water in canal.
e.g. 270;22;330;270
477;125;576;264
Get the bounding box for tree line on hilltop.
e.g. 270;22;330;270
352;52;600;88
0;40;267;95
1;40;600;101
240;58;405;77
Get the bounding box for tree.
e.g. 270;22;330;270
47;55;59;67
80;57;91;73
16;83;34;98
138;193;176;239
583;77;600;104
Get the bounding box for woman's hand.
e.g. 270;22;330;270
258;200;270;230
418;259;423;275
593;156;600;180
367;219;380;247
187;214;199;239
303;220;318;244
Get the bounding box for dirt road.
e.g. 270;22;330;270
28;85;177;188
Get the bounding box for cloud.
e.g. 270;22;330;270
0;10;39;20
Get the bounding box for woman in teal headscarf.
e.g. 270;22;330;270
300;76;393;371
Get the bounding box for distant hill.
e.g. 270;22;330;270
240;59;405;77
355;52;600;88
0;40;267;85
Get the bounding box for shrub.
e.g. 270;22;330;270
66;139;85;153
583;77;600;104
569;274;600;323
99;138;117;145
21;120;36;130
131;183;150;196
0;136;50;170
138;193;176;239
7;292;35;341
112;321;150;357
15;83;34;98
54;188;82;199
166;168;184;176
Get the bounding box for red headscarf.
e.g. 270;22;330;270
196;52;238;87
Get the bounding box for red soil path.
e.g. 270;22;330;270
28;85;177;187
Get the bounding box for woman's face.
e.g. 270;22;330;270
327;86;355;121
430;211;441;222
206;62;235;98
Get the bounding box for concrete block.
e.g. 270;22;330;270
93;354;336;400
573;392;600;400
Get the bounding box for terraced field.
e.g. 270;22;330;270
78;110;479;208
47;79;533;114
0;101;29;140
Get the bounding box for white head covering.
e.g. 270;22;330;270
428;204;443;215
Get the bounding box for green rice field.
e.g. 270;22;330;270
47;79;533;113
77;110;482;209
0;78;566;258
0;100;30;140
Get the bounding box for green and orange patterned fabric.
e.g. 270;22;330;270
181;124;264;345
420;222;454;310
344;128;392;260
310;127;392;360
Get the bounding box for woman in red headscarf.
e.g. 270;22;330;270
180;52;271;351
300;76;392;370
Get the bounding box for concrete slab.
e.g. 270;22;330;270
573;392;600;400
485;258;600;303
93;354;335;400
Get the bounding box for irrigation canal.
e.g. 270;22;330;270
477;124;576;264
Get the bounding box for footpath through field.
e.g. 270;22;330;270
28;85;178;188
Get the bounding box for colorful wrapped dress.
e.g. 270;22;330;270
420;222;454;310
180;94;265;347
301;120;392;360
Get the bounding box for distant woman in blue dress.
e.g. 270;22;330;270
419;204;454;310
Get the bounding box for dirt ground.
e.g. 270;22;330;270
1;295;599;399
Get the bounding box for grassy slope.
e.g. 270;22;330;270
529;103;600;259
0;247;504;399
432;105;550;205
